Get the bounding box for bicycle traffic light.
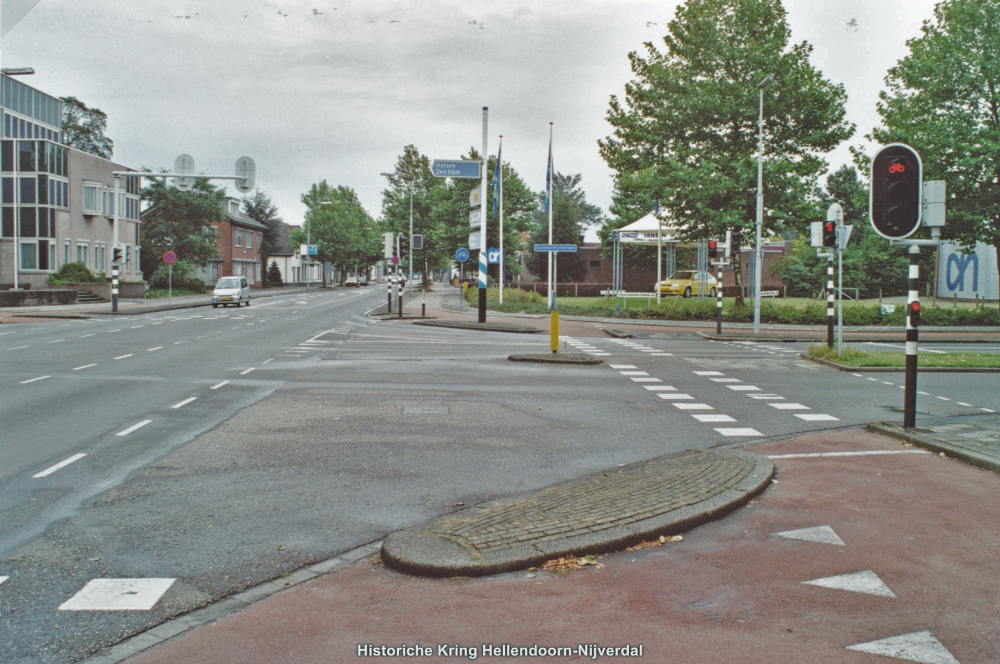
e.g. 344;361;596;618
823;221;836;248
871;144;922;239
708;239;718;259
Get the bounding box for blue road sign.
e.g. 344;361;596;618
455;248;470;262
431;160;482;179
308;244;318;255
486;248;504;264
533;244;578;252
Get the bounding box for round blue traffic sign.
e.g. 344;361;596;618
455;248;470;262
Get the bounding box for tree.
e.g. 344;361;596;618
60;96;114;159
242;191;282;284
267;260;284;287
297;181;380;284
862;0;1000;298
139;177;224;280
526;172;600;282
599;0;853;305
380;145;443;285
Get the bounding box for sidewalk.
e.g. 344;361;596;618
99;427;1000;664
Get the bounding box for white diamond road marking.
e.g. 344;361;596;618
727;385;761;391
643;386;677;391
803;570;896;597
774;525;845;546
631;377;662;383
673;403;713;410
713;428;762;436
657;393;694;400
694;371;724;376
768;403;810;410
846;630;960;664
692;414;736;423
32;453;87;479
609;365;637;369
619;371;649;376
794;414;840;421
58;578;176;611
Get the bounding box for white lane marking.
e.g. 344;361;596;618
609;365;637;369
114;354;134;360
7;345;29;350
983;408;997;413
727;385;761;391
713;427;762;436
710;378;741;383
72;364;98;371
936;396;950;401
773;525;844;545
918;391;930;395
866;377;878;381
620;371;649;376
768;403;810;410
32;453;87;479
80;334;95;338
768;450;930;459
673;403;713;410
171;397;197;409
131;325;144;329
58;578;177;612
146;347;163;352
794;414;840;421
694;371;724;376
656;393;694;400
643;386;677;391
957;402;973;407
263;358;274;364
748;394;784;400
692;414;736;423
0;576;7;585
107;329;121;333
20;375;51;384
211;380;230;390
174;340;187;345
588;353;612;356
47;339;65;344
648;353;673;356
882;381;895;386
846;630;960;664
240;368;255;375
630;377;662;383
803;570;896;597
116;420;152;436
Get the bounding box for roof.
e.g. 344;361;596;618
616;212;682;244
225;210;267;231
269;221;296;256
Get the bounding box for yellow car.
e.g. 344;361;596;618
656;270;718;298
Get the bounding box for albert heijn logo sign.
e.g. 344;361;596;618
938;242;999;299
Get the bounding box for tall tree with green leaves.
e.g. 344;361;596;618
599;0;853;303
241;191;282;285
297;181;380;284
139;177;224;280
381;145;443;285
60;96;114;159
861;0;1000;295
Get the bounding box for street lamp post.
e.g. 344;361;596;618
753;74;773;336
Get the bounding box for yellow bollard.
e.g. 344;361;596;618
550;311;559;354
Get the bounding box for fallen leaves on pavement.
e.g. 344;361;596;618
540;554;605;573
625;535;683;551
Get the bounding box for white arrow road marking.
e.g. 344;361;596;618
846;631;959;664
803;570;895;597
58;578;176;611
773;525;845;546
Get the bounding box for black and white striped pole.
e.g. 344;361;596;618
904;246;921;428
826;256;835;348
387;276;393;313
111;245;122;313
397;276;404;317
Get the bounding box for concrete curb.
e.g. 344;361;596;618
78;540;384;664
413;320;543;334
867;422;1000;475
802;354;1000;373
380;450;774;578
507;353;603;365
696;331;1000;343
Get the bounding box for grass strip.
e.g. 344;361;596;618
809;344;1000;367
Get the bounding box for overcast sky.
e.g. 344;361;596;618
2;0;939;238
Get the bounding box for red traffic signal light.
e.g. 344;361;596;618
708;239;718;259
909;300;921;326
823;222;836;248
871;144;922;239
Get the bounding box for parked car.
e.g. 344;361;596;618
656;271;717;298
343;275;361;287
212;276;251;307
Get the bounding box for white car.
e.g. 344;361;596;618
212;276;251;308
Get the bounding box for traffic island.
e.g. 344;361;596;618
413;320;542;334
381;449;774;577
507;353;602;365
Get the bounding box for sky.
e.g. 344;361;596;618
1;0;941;240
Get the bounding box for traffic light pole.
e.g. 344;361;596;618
826;255;835;348
904;245;920;428
111;264;119;313
715;261;723;335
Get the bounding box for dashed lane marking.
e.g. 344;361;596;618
748;393;785;399
610;365;637;369
620;371;649;376
72;364;97;371
672;403;714;410
630;377;662;383
113;354;133;360
32;453;87;479
171;397;197;409
643;386;677;391
147;347;163;352
20;375;51;384
47;339;65;344
116;420;152;436
210;381;230;390
694;371;724;376
774;525;845;545
656;393;694;400
240;368;255;375
794;414;839;421
713;427;763;436
58;578;176;612
846;630;960;664
803;570;896;597
710;378;741;383
726;385;761;391
692;414;736;423
768;403;810;410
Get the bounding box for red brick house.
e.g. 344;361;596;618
201;197;267;287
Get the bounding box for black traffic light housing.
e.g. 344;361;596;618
909;300;921;327
823;221;836;248
398;233;409;258
708;239;718;259
871;143;922;239
112;246;122;264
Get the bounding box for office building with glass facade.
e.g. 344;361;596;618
0;74;141;290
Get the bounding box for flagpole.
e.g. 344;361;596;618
478;107;488;323
547;122;553;310
498;136;504;305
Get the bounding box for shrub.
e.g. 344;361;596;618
148;260;206;293
47;261;108;284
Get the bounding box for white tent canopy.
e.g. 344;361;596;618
616;213;682;244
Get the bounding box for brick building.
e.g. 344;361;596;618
196;197;267;287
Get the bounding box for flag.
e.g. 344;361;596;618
544;132;554;215
491;140;502;224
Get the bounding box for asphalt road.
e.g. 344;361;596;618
1;301;998;663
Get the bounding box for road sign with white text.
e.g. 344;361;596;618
533;244;578;252
431;160;482;179
469;209;481;227
469;231;482;251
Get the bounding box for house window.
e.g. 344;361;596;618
258;232;262;247
63;240;69;266
212;263;220;280
229;200;239;215
246;230;253;249
235;229;243;247
83;183;102;215
76;242;89;267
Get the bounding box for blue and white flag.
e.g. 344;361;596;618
491;140;502;224
544;132;554;215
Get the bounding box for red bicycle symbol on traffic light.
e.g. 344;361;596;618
888;162;906;174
